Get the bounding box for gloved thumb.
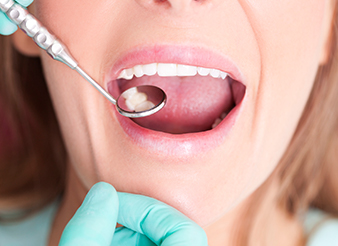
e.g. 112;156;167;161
58;182;119;246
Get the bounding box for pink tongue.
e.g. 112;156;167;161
119;75;234;134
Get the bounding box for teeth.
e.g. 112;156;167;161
125;68;134;79
210;69;220;78
177;64;197;76
211;112;228;129
197;67;211;76
122;87;155;112
117;63;228;80
220;72;228;80
133;65;144;78
212;118;222;129
158;63;177;77
122;87;138;99
143;63;157;76
135;101;155;112
117;70;126;79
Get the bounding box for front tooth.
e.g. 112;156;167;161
210;69;221;78
143;63;157;76
177;64;197;76
197;67;211;76
133;65;144;78
157;63;177;77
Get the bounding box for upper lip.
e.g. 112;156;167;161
104;45;245;86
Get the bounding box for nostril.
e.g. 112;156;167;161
164;0;197;10
154;0;171;6
139;0;205;11
135;0;170;9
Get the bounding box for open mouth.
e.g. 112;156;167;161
108;63;246;134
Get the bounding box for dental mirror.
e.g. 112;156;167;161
117;85;167;118
1;1;166;118
75;67;167;118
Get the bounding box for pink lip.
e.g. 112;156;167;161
105;45;247;157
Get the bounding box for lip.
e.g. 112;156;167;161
105;45;247;157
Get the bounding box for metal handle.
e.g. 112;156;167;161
1;0;117;105
1;0;167;117
1;0;78;69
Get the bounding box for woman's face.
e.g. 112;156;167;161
34;0;332;226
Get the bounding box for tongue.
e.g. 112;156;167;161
118;75;234;134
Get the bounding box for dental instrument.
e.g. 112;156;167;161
0;0;166;118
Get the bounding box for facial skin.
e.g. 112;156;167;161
19;0;333;243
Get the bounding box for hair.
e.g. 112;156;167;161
0;2;338;245
0;36;66;213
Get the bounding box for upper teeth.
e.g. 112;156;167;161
117;63;228;80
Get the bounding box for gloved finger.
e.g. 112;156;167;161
0;11;17;35
15;0;34;7
59;182;119;246
111;227;156;246
117;193;208;246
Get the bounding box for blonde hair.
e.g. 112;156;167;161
0;2;338;244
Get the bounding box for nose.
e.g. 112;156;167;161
136;0;209;13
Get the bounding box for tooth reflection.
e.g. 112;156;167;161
122;87;154;112
135;101;155;112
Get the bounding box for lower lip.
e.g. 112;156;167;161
112;99;245;157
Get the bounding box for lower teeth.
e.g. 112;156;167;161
211;112;228;129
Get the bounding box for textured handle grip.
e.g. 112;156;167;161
0;0;14;12
0;0;78;69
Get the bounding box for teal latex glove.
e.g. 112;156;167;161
59;182;208;246
0;0;34;35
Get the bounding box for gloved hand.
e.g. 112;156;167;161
0;0;34;35
58;182;208;246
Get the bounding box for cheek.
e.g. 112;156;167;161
38;54;96;183
243;0;326;181
245;0;325;92
246;0;325;70
33;0;328;228
34;0;117;65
